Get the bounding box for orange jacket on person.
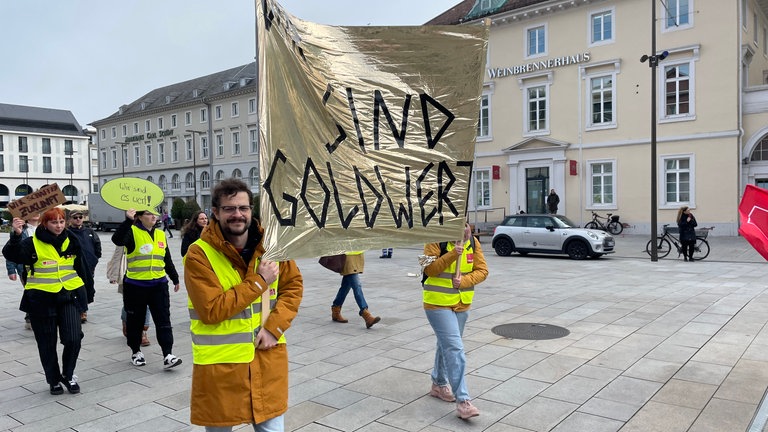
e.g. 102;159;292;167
184;220;303;426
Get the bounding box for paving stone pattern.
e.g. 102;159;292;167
0;233;767;431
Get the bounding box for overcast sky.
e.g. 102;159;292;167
0;0;459;129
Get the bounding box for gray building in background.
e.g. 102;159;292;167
0;103;95;207
91;62;258;212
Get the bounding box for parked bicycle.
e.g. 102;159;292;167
645;224;714;260
584;211;624;235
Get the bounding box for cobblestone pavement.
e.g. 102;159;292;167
0;232;767;431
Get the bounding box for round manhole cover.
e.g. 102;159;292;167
492;323;570;340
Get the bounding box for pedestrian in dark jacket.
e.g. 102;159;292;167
546;189;560;214
180;210;208;258
67;210;101;321
677;206;698;261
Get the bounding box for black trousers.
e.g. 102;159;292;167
29;301;83;386
123;280;174;356
681;240;695;259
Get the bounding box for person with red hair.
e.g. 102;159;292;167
2;207;90;395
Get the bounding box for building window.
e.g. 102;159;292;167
100;129;106;140
159;175;167;191
133;122;139;134
751;137;768;161
474;169;491;208
64;140;74;155
108;150;115;169
525;84;548;133
146;144;152;165
158;142;165;164
201;136;209;159
589;75;614;127
249;129;258;153
201;171;211;189
663;156;693;205
0;155;4;172
122;147;129;170
147;175;154;184
200;108;208;123
185;111;191;125
122;125;128;136
42;138;51;154
19;155;28;173
186;173;195;189
231;102;239;117
232;131;241;155
133;145;140;166
145;120;151;132
215;170;225;184
215;105;222;120
172;174;181;190
158;117;164;130
43;157;52;174
249;167;259;186
663;62;693;119
477;93;491;139
0;135;3;151
172;141;179;163
590;9;614;45
18;137;28;152
232;168;242;179
111;127;117;138
171;114;177;128
664;0;692;29
526;25;546;57
249;98;256;114
65;158;74;175
216;134;224;157
186;138;193;160
589;161;615;207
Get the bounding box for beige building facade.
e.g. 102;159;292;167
91;63;258;213
431;0;768;236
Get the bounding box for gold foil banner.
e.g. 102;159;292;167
257;0;488;261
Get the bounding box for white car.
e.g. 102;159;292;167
491;214;615;260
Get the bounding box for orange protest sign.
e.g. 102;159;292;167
7;183;67;219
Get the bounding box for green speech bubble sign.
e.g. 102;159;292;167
100;178;164;212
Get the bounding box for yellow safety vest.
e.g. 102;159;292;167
125;225;167;280
25;235;84;292
187;239;282;365
423;240;475;306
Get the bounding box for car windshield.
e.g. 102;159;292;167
551;215;578;228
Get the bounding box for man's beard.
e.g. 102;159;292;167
221;216;250;237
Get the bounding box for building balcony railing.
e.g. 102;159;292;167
743;85;768;114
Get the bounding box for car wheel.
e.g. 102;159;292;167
566;241;590;260
493;237;514;256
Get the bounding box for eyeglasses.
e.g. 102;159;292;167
72;216;83;220
218;205;253;214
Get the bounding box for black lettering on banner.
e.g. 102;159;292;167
420;93;455;149
346;88;366;154
300;158;330;227
417;162;437;227
437;160;458;225
326;162;359;228
373;90;411;150
263;149;298;226
353;167;384;228
377;166;414;229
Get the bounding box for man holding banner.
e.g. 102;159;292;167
184;179;303;430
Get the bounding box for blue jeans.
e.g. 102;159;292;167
332;273;368;314
425;308;470;402
204;415;284;432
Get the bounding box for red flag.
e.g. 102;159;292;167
738;184;768;261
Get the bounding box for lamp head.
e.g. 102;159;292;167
640;54;649;63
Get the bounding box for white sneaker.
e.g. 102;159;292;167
163;354;182;369
131;351;146;366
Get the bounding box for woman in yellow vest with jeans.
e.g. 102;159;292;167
422;223;488;420
112;208;182;369
2;208;90;395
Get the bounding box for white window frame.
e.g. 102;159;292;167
589;7;615;46
145;120;151;132
659;59;696;122
185;111;191;126
111;127;116;138
100;129;106;140
186;173;195;190
249;167;258;186
231;102;239;117
158;142;165;164
477;88;492;141
133;122;139;134
171;114;177;128
232;131;241;155
216;134;224;157
200;108;207;123
525;23;547;58
249;129;258;154
145;144;152;165
201;136;209;159
122;124;127;137
662;0;693;32
586;72;617;130
157;117;164;130
172;141;179;163
159;175;167;191
172;174;181;190
186;138;193;161
106;150;112;170
201;171;211;189
521;75;551;136
660;154;695;208
248;98;256;114
473;168;491;209
215;105;222;120
587;159;617;209
133;145;140;166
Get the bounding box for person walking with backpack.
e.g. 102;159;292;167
162;210;174;238
421;222;488;420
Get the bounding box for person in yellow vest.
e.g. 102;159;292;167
421;222;488;420
2;208;90;395
184;178;303;431
111;208;182;369
330;252;380;328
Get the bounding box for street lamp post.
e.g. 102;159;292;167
640;0;668;262
115;142;128;177
186;130;205;203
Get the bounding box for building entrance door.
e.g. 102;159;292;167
526;167;549;213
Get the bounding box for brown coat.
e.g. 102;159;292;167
341;252;364;275
184;220;303;426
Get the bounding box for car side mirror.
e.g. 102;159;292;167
546;225;555;231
